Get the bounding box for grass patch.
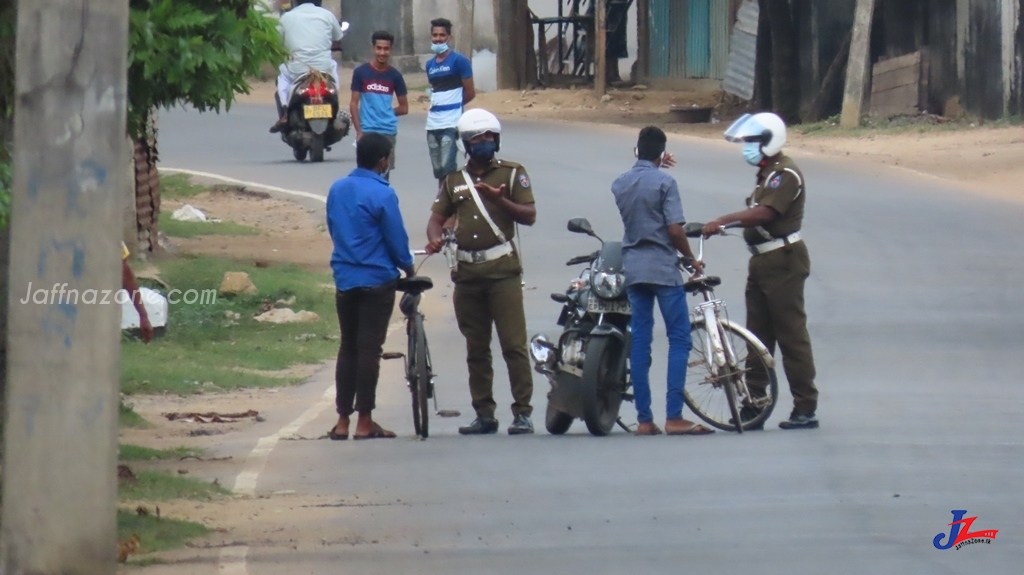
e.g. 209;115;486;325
795;113;1024;138
119;444;203;462
119;470;228;502
117;509;210;556
159;173;209;199
121;254;338;395
120;401;150;429
161;218;261;239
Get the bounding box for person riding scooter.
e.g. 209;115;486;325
270;0;346;133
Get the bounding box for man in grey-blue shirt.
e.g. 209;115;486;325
611;126;712;436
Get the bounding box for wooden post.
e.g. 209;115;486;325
454;0;474;59
594;0;608;96
636;0;650;82
840;0;875;127
0;0;128;573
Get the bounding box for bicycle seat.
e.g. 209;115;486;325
684;276;721;293
397;276;433;293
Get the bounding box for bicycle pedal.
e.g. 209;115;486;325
436;409;461;418
382;352;404;360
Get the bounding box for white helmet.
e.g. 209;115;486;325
723;112;787;156
456;108;502;152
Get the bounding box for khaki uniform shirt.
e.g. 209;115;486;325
431;158;535;281
743;154;806;246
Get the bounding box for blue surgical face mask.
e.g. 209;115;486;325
467;141;498;163
431;42;449;55
742;142;764;166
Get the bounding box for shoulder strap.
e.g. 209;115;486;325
461;170;507;244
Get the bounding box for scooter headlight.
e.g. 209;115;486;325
591;271;626;299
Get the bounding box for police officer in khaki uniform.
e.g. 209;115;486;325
425;108;537;435
702;112;819;430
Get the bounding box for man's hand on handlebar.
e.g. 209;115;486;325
701;220;724;238
425;236;444;254
681;256;704;275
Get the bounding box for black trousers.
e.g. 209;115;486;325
334;281;396;417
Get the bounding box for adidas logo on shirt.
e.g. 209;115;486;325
366;82;391;93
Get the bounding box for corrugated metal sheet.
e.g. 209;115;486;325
722;0;758;99
710;0;731;79
649;0;731;80
686;0;711;78
649;0;671;77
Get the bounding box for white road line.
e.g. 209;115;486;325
159;167;327;204
166;168;330;575
217;546;249;575
233;385;336;496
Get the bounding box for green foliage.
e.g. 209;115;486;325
121;254;338;395
119;470;228;501
117;509;210;555
119;444;203;461
127;0;286;139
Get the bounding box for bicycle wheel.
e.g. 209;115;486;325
683;319;778;432
413;314;430;438
407;319;422;437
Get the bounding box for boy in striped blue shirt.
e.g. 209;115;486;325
424;18;475;190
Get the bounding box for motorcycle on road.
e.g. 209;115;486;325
529;218;633;436
274;21;353;162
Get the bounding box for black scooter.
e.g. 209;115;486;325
530;218;633;436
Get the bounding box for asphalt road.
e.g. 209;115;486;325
160;103;1024;574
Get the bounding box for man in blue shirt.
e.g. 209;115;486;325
326;133;415;440
424;18;475;190
611;126;713;436
349;30;409;180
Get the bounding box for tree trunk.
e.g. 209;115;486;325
763;0;801;123
493;0;536;90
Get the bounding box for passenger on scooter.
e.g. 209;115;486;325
270;0;345;133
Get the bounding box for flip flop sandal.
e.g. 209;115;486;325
634;424;663;436
327;428;348;441
353;422;397;440
666;423;715;436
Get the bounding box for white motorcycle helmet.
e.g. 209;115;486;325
723;112;787;157
456;108;502;153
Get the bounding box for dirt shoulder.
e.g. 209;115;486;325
238;76;1023;201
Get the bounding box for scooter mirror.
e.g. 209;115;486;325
529;334;555;365
567;218;593;236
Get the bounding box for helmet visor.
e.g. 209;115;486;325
723;113;768;143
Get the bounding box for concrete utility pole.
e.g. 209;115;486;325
840;0;876;127
1;1;128;574
454;0;475;60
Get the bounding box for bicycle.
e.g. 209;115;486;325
678;222;779;433
383;230;459;439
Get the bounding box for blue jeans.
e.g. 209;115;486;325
426;128;460;180
627;284;692;423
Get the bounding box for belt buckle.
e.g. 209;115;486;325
471;250;486;264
